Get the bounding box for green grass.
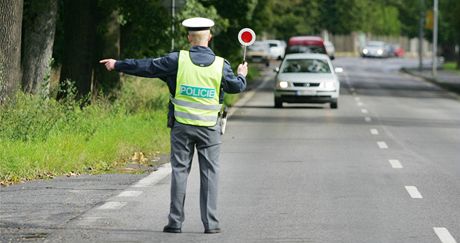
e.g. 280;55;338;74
442;62;460;72
0;77;170;183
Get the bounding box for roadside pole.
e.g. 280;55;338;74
171;0;175;51
432;0;438;77
418;0;425;72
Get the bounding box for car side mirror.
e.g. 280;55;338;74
334;67;343;73
273;67;280;73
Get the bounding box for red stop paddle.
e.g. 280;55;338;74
238;28;256;62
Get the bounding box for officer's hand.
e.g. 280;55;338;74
237;62;248;77
99;59;117;71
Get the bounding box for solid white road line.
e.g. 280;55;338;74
405;186;423;199
98;201;127;210
370;128;379;135
434;227;457;243
365;117;372;122
132;163;171;188
377;141;388;149
389;159;403;169
117;190;143;197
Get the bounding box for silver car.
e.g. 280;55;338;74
274;53;341;109
361;41;391;58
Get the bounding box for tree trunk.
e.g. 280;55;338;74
457;40;460;70
440;43;456;62
21;0;58;95
94;10;120;96
0;0;24;103
58;0;96;100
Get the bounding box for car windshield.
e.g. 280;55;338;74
367;41;384;47
281;59;331;73
248;42;267;51
286;45;327;54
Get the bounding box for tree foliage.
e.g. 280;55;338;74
175;0;229;50
2;0;460;103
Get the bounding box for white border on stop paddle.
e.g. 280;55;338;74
238;28;256;46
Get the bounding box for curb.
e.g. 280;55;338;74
400;68;460;100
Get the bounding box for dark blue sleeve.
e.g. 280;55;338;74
221;60;246;94
114;52;179;78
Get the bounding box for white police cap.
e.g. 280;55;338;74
182;17;214;31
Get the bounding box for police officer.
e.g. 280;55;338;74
100;17;247;234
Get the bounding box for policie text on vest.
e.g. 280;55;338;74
180;84;216;99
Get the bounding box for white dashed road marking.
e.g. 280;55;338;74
117;190;143;197
98;201;127;210
357;102;364;106
434;227;457;243
405;186;423;199
389;159;403;169
361;109;368;114
365;117;372;122
377;141;388;149
354;97;360;101
370;129;379;135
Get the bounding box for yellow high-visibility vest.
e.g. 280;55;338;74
172;50;224;126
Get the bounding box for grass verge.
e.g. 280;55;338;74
442;62;460;73
0;77;170;184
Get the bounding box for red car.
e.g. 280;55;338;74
286;36;328;56
393;45;405;57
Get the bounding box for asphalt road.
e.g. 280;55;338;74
1;57;459;243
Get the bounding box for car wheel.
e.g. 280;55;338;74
274;98;283;108
330;100;338;109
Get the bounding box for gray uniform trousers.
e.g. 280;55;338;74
167;121;221;229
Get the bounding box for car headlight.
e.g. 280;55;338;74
362;49;368;54
323;82;335;89
377;49;383;55
278;81;289;89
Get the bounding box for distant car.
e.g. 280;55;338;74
265;40;286;60
324;40;335;60
247;41;270;66
286;36;328;55
361;41;391;58
389;44;405;57
273;53;341;109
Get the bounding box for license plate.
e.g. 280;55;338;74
296;90;316;95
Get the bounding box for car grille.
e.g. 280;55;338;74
293;82;320;87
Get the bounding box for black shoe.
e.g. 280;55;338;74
204;228;221;234
163;225;181;233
